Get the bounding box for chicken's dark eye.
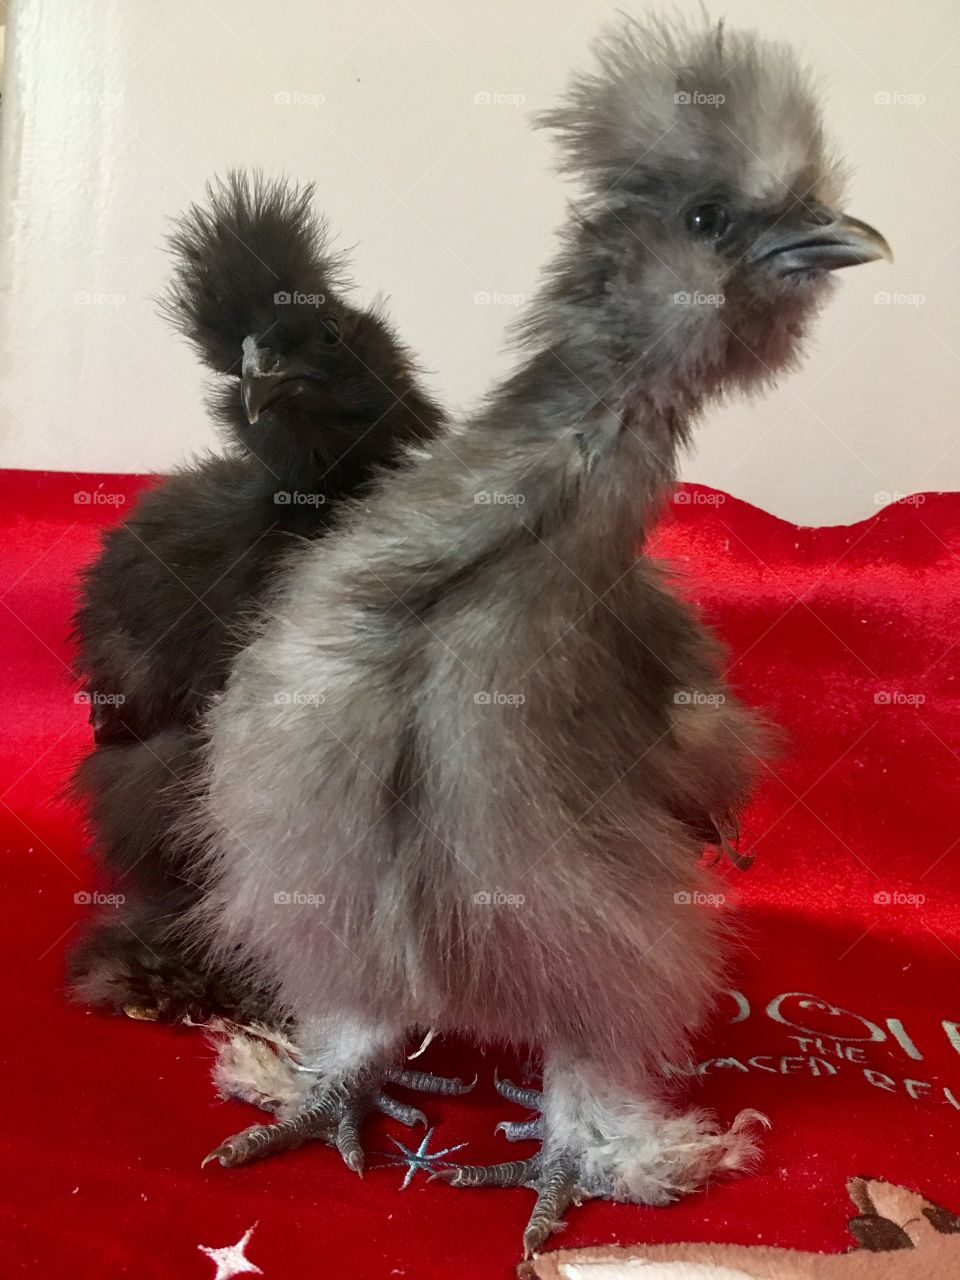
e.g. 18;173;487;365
322;317;341;345
685;203;730;240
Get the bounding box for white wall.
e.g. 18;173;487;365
0;0;956;524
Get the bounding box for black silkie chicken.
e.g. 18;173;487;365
70;172;445;1021
191;20;891;1254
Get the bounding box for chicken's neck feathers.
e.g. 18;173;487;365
334;343;700;612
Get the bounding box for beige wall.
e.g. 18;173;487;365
0;0;956;523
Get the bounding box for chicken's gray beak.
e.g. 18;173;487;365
240;335;299;424
749;212;893;276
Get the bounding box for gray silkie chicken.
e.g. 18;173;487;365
70;171;444;1022
192;17;891;1254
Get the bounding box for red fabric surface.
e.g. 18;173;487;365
2;469;959;1278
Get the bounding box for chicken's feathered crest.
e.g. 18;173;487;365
538;14;846;208
160;170;352;373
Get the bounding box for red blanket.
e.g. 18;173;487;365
2;470;958;1279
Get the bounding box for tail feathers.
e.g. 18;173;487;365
67;900;277;1024
159;169;350;372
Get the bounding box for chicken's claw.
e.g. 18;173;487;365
203;1059;470;1174
433;1150;580;1257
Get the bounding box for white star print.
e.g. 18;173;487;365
198;1224;263;1280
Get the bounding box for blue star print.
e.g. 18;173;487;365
377;1127;469;1189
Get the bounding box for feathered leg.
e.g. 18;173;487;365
436;1058;766;1257
203;1019;474;1173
